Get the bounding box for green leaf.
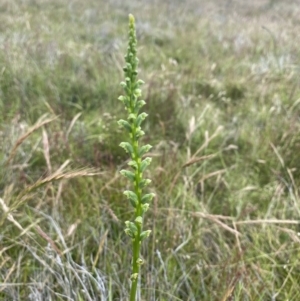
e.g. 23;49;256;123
141;193;155;204
139;144;152;157
124;190;138;207
120;169;135;182
140;157;152;173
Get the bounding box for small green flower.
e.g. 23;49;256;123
135;216;143;226
140;230;151;242
136;258;144;266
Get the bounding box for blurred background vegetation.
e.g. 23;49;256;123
1;0;300;300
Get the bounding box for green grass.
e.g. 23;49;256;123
1;0;300;300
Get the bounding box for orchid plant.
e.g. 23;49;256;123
118;14;155;301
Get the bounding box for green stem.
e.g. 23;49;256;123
130;127;142;301
130;236;141;301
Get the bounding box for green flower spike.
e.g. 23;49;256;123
118;14;155;301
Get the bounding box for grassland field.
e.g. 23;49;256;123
0;0;300;300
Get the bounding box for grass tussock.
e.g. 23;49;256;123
1;0;300;300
